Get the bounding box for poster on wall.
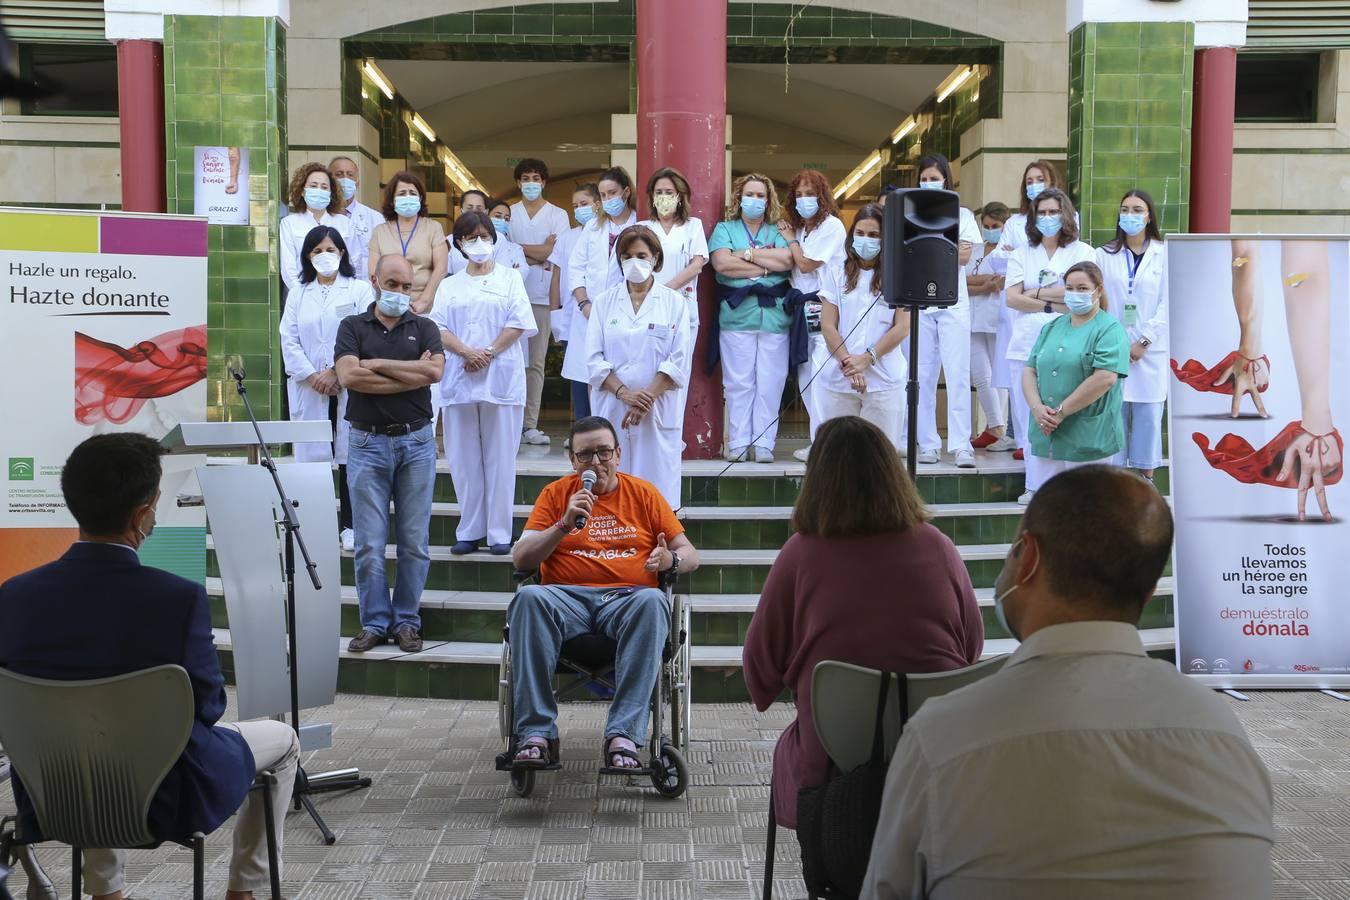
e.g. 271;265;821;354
193;145;249;225
1168;235;1350;688
0;208;209;584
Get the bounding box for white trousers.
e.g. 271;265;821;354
720;330;788;454
524;304;551;431
591;388;684;510
797;333;829;442
909;305;972;454
1024;454;1111;492
83;720;300;895
970;331;1007;431
1009;359;1031;451
818;387;903;450
674;321;700;446
286;379;350;464
444;402;523;546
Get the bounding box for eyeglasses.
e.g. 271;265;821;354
572;448;616;463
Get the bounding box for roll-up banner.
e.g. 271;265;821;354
1168;235;1350;688
0;208;208;584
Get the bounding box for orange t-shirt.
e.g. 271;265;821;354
525;473;685;588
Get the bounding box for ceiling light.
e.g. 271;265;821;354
362;60;395;100
937;67;973;103
891;119;916;145
412;114;436;143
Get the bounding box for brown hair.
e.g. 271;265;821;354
380;171;428;221
784;169;839;234
597;165;634;225
978;201;1010;224
1063;260;1111;314
792;417;929;538
646;166;692;225
614;225;665;273
725;173;783;223
844;203;884;297
287;163;340;215
1016;159;1063;216
1027;188;1079;247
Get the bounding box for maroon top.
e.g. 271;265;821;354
743;525;983;828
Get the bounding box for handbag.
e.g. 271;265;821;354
765;671;907;900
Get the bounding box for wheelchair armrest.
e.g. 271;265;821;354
513;569;539;585
658;566;679;591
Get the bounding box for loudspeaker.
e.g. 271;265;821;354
882;187;961;309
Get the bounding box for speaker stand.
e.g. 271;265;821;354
905;306;920;480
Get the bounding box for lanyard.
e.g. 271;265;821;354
741;219;766;249
1125;242;1147;295
397;217;419;258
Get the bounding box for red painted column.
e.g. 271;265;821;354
116;39;167;213
1189;47;1237;233
636;0;727;459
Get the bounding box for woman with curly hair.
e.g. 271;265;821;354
280;162;351;295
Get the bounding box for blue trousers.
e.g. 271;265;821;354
508;584;669;743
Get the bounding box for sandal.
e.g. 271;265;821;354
601;735;644;772
510;737;557;770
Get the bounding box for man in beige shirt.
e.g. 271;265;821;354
861;465;1275;900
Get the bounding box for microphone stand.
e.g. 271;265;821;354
229;366;370;846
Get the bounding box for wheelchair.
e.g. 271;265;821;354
494;568;692;799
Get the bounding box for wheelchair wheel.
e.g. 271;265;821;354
510;766;535;798
498;641;513;743
650;743;688;799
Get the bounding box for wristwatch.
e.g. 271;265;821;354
742;247;755;263
1139;336;1152;348
1043;301;1054;314
665;551;681;574
865;346;879;365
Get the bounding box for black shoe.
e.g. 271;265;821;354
395;625;423;653
489;542;513;556
347;629;385;653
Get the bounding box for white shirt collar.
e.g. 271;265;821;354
76;539;139;554
1005;620;1147;669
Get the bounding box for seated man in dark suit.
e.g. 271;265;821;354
0;433;299;900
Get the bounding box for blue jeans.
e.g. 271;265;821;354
346;423;437;635
508;584;669;743
570;378;591;419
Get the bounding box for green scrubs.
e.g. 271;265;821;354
1025;310;1131;461
709;219;791;334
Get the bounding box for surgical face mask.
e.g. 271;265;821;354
740;196;767;219
520;181;543;201
377;289;411;317
393;195;421;218
992;537;1038;642
135;505;157;547
653;194;679;218
622;257;654;283
853;235;881;261
304;187;331;210
1064;290;1096;315
982;227;1003;244
491;217;510;236
918;179;944;190
337;177;357;201
575;204;596;225
795;196;820;218
602;196;627;217
462;238;493;264
312;251;341;277
1118;213;1147;236
1025;181;1046;201
1036;214;1062;237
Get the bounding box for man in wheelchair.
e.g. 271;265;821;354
508;416;699;771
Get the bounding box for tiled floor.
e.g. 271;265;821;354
3;691;1348;899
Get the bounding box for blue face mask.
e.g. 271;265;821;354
304;187;331;211
795;196;820;218
337;177;357;201
377;290;411;317
740;196;767;219
492;217;510;235
521;182;544;201
982;227;1002;244
853;235;881;261
575;205;595;225
1119;213;1147;236
1036;214;1062;237
1064;290;1096;315
1025;181;1046;201
919;180;944;190
393;195;421;218
602;196;627;217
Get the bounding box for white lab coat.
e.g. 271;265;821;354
1004;239;1097;362
280;210;352;295
341;200;384;284
644;215;710;434
1096;240;1169;403
568;211;635;301
585;280;691;510
819;266;906;394
447;235;529;278
793;214;848;440
429;265;537;547
279;275;372;463
551;226;589;380
509;200;571;305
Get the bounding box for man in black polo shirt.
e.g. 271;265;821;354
335;254;445;653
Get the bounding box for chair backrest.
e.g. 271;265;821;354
812;655;1010;774
0;665;195;848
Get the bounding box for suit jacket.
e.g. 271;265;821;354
0;542;256;841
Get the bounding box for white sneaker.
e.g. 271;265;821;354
792;446;811;462
987;434;1017;452
753;446;775;464
340;528;355;552
918;449;940;465
954;449;976;469
521;428;551;445
726;446;750;462
1018;490;1035;506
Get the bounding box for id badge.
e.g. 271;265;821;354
805;300;823;335
1124;303;1138;326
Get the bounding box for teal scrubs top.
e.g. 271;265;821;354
709;219;792;334
1025;310;1130;461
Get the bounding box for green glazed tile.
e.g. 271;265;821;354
336;659;364;694
364;661;397;696
428;664;457;699
221;17;265;42
172;16;221;44
1094;21;1142;47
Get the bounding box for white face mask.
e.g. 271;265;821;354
622;257;654;284
312;251;341;277
993;537;1039;642
462;237;493;263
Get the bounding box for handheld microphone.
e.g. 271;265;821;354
575;469;597;531
226;354;246;384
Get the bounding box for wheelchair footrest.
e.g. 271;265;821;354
494;750;562;773
599;765;656;777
